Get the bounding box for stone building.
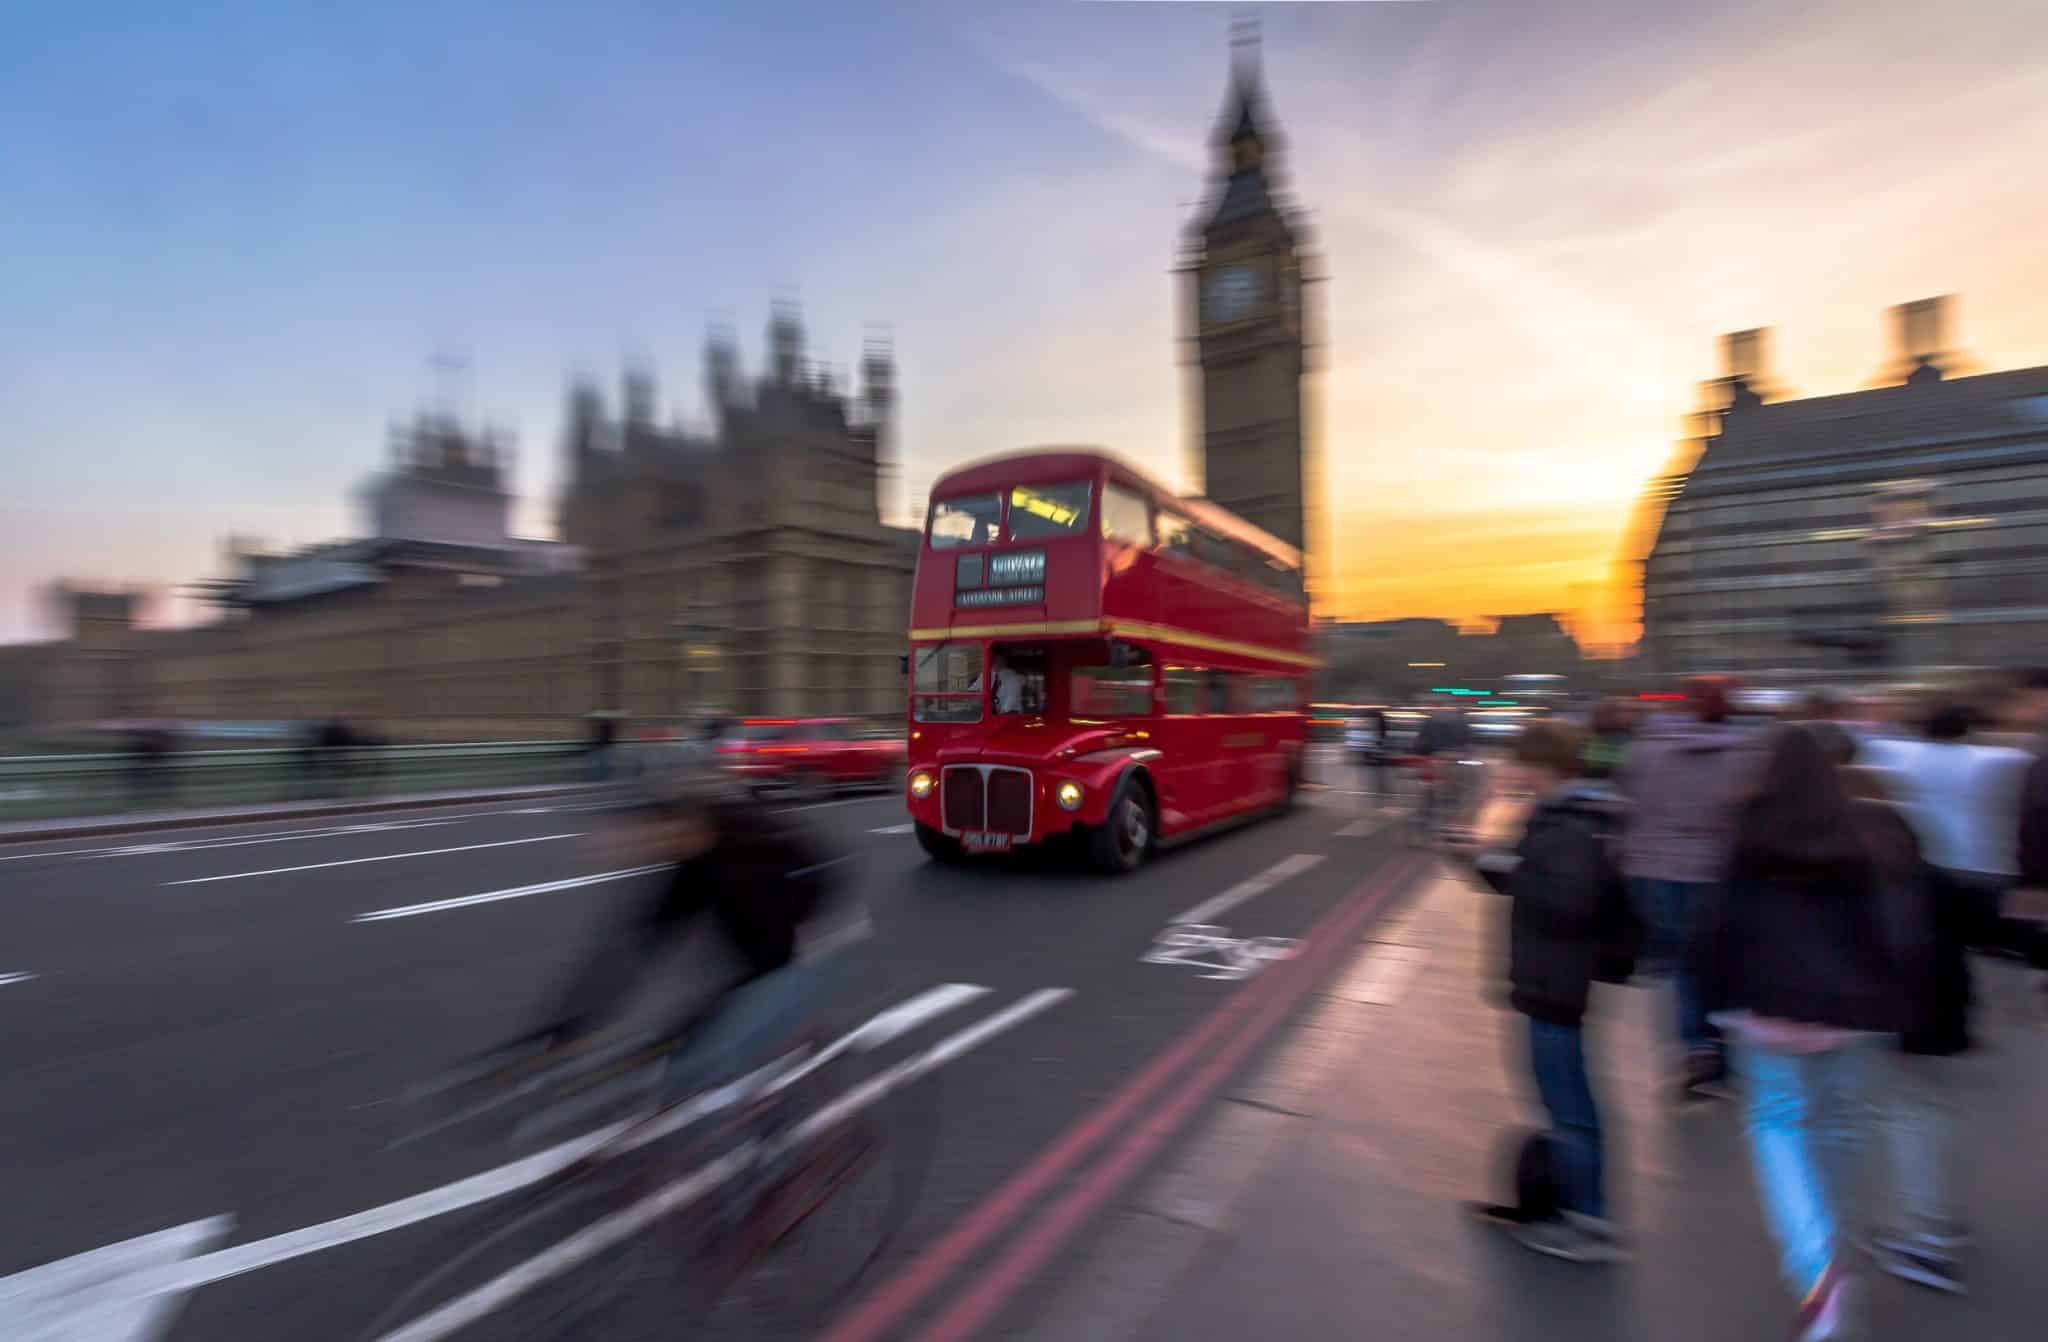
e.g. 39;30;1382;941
20;306;917;739
557;309;916;721
1642;297;2048;680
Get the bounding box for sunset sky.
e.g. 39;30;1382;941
6;0;2047;647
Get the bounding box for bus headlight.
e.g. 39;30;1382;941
909;770;936;799
1055;780;1084;811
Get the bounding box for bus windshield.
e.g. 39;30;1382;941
1006;482;1092;540
929;494;1002;549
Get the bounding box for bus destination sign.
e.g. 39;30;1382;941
956;584;1044;608
986;550;1046;584
955;548;1046;608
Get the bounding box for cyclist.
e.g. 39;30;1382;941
516;761;861;1105
1410;705;1474;843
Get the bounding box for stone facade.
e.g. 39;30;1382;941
1642;297;2048;680
21;308;917;740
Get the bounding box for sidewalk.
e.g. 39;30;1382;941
1084;867;2048;1342
0;782;586;844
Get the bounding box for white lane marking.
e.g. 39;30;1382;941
3;1215;231;1342
14;985;1047;1339
770;794;899;815
869;823;914;835
352;865;667;923
90;818;458;860
599;982;994;1155
378;1147;757;1342
1170;853;1325;927
0;972;37;987
375;987;1074;1342
164;834;583;887
1335;816;1393;838
0;801;575;864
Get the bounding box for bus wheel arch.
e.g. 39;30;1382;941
1089;768;1156;874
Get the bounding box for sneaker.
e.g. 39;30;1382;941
1508;1217;1627;1264
1870;1233;1966;1295
1793;1265;1862;1342
1464;1200;1537;1227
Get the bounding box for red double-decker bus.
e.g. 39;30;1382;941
903;448;1314;872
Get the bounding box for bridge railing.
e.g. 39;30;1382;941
0;740;593;824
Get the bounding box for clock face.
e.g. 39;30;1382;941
1204;264;1259;324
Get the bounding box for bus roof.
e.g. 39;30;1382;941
928;446;1304;572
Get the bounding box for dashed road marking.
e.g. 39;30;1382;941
0;971;37;987
164;834;583;887
352;865;667;923
1169;853;1324;928
869;823;915;835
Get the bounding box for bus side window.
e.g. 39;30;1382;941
1102;484;1152;547
1206;670;1233;714
1154;510;1194;559
1164;667;1203;715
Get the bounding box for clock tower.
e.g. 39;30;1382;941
1186;35;1312;559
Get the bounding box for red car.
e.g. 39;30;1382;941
717;718;906;797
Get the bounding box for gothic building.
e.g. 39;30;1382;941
555;307;916;720
1185;44;1316;562
22;306;918;738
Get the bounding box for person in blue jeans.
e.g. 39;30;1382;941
1701;726;1921;1342
1620;676;1759;1101
1469;720;1641;1263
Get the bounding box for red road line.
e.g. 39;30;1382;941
907;855;1423;1342
820;852;1426;1342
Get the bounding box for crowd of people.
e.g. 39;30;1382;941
1469;673;2048;1341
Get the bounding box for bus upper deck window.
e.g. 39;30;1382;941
1007;482;1092;540
930;494;1002;549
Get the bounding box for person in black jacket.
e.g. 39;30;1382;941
1702;725;1911;1342
519;762;860;1104
1469;720;1639;1264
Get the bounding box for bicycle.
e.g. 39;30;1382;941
358;988;939;1341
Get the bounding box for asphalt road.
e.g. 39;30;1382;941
0;748;1428;1341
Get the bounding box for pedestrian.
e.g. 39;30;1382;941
1581;697;1636;782
1861;699;2031;966
1701;725;1912;1340
1836;763;1968;1295
1617;674;1758;1100
1467;719;1639;1263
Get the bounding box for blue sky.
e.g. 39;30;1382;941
6;0;2048;644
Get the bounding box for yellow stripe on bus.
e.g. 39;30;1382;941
905;618;1320;670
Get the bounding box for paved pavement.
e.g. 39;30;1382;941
1;747;1436;1340
1023;866;2048;1342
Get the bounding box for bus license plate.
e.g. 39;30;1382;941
961;831;1012;852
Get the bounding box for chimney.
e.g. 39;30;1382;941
1889;295;1953;385
1717;327;1771;412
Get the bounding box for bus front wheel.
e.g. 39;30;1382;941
914;822;964;865
1090;778;1154;874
